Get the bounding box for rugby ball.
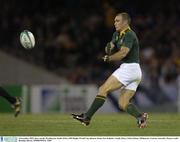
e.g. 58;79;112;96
20;30;35;49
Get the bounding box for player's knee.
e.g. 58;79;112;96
98;85;109;97
119;103;125;110
98;85;105;95
119;101;128;110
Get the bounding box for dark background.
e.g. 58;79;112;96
0;0;179;107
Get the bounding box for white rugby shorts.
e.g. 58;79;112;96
112;63;142;91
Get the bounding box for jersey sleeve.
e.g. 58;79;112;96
122;32;134;49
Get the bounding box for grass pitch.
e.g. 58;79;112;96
0;113;180;136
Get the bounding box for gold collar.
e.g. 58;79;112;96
120;26;131;37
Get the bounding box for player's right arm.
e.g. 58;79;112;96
105;32;116;55
105;42;115;55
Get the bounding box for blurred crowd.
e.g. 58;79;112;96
0;0;179;104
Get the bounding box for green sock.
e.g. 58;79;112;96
85;95;106;119
125;103;142;118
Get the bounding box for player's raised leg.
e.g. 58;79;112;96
72;75;123;126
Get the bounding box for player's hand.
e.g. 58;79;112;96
102;55;110;62
105;42;114;55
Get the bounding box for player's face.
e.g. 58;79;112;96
114;15;126;31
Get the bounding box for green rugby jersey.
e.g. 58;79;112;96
111;27;140;63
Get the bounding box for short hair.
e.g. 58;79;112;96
117;12;131;24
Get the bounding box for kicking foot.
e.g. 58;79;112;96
71;113;90;126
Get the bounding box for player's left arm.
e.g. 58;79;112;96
108;46;130;61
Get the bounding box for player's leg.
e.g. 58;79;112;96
72;75;124;125
85;75;123;117
0;87;16;104
119;88;141;117
11;97;22;117
0;87;21;117
118;83;148;128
